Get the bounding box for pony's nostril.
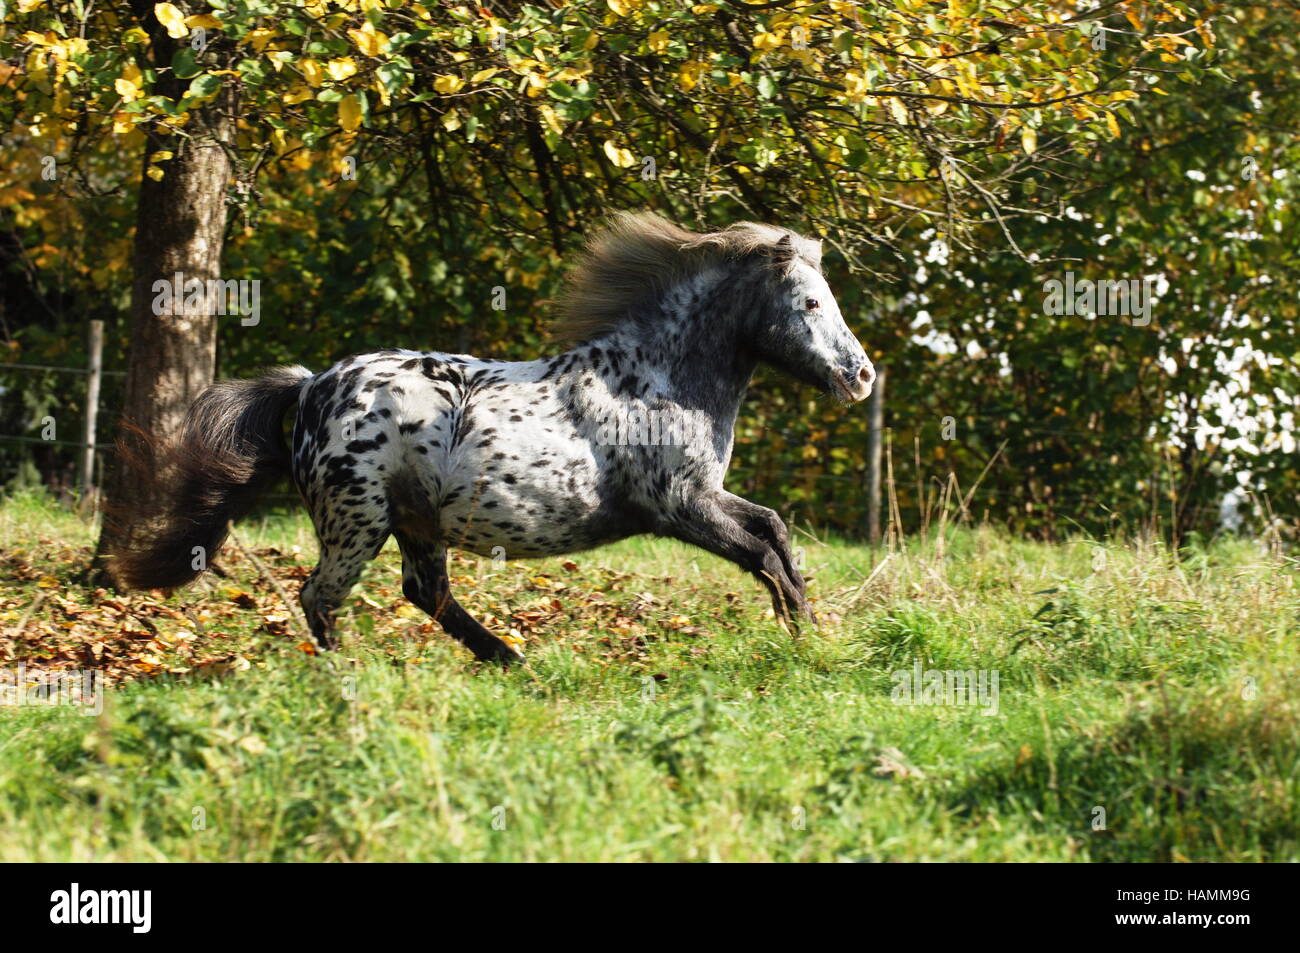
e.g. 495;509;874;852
858;364;876;387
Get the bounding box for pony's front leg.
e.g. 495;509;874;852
717;493;808;605
664;494;813;627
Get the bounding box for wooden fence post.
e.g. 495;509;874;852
866;364;885;544
80;319;104;500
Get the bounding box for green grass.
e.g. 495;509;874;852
1;488;1297;861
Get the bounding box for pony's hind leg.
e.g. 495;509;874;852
301;530;388;650
396;535;523;665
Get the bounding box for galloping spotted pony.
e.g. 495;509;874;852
112;213;874;664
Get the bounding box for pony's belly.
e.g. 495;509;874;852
436;488;607;559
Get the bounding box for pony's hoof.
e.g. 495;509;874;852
476;640;526;666
776;608;805;635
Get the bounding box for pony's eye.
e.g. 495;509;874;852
805;298;820;311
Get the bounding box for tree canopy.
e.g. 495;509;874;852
1;0;1296;542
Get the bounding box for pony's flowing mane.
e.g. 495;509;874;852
551;211;822;344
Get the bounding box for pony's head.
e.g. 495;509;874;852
747;233;874;403
553;212;873;401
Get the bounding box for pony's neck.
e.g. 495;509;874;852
598;266;760;417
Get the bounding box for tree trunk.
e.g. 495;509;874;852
94;64;234;576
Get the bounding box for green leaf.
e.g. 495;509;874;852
185;73;222;100
171;48;202;80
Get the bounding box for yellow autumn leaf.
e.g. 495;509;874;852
648;30;670;53
50;37;88;61
257;51;289;73
434;74;465;94
245;28;277;54
523;71;547;98
538;103;565;134
841;70;869;102
470;68;498;84
338;94;362;132
284;85;314;104
348;22;388;57
1021;124;1037;155
1105;111;1121;137
153;3;188;40
603;139;636;168
326;57;358;82
115;76;142;101
887;96;909;125
678;61;706;91
184;13;223;30
146;165;165;181
441;110;462;131
299;58;324;87
115;61;144;101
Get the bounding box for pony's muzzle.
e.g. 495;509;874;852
835;363;874;402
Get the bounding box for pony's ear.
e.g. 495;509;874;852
766;233;796;266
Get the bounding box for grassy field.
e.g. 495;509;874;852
0;489;1297;861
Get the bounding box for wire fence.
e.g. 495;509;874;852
0;434;106;449
0;364;111;449
1;358;1119;453
0;362;125;377
0;354;1184;517
0;325;112;487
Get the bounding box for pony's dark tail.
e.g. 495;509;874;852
107;365;313;591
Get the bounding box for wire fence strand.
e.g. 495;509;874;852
0;362;125;377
